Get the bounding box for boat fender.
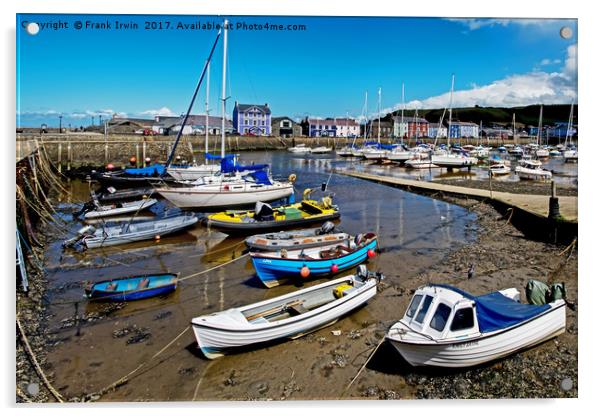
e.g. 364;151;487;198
300;266;311;278
302;188;313;200
288;173;297;183
367;249;376;258
330;264;339;273
318;221;335;235
280;249;288;258
322;196;332;208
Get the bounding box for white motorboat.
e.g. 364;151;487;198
191;266;383;359
166;163;221;181
386;148;413;162
563;149;578;162
245;222;350;251
515;160;552;181
536;148;550;158
288;144;312;154
310;146;333;154
431;152;478;168
83;198;157;219
489;163;511;176
509;146;523;155
385;284;565;368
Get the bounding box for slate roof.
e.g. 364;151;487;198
235;103;271;114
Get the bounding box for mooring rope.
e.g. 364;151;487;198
86;325;191;401
178;252;249;283
16;316;65;403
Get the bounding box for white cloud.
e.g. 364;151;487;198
447;18;569;31
139;106;176;117
378;44;577;116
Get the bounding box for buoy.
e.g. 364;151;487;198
300;266;311;278
106;163;115;170
367;249;376;258
145;157;151;163
129;156;137;164
330;264;339;273
155;235;161;241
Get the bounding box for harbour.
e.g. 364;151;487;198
16;148;577;401
15;12;579;404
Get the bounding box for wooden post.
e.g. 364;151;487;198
104;143;109;165
188;141;194;161
136;143;140;167
142;140;147;166
57;142;62;173
67;142;72;171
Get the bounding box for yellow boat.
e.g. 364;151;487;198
206;190;340;235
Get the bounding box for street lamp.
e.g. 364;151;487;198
58;115;63;133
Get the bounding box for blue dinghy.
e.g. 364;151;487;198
84;273;178;301
250;233;378;288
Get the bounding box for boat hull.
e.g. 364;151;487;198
83;198;157;219
431;155;478;168
251;238;377;288
246;231;350;251
83;215;198;248
387;302;565;368
85;273;178;302
191;276;377;358
208;211;341;235
158;183;294;209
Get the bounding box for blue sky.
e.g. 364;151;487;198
16;14;577;127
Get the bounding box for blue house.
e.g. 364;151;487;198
547;122;577;139
448;121;479;139
233;102;271;136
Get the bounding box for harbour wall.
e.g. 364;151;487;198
16;133;575;170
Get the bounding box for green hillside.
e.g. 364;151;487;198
385;104;577;127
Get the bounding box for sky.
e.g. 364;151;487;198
16;14;577;127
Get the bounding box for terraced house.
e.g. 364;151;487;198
233;102;272;136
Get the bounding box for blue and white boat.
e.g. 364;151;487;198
386;284;566;368
250;233;378;288
84;273;178;301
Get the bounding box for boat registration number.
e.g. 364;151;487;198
451;340;478;349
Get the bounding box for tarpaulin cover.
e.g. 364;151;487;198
432;284;551;334
248;169;272;185
236;164;270;172
124;164;165;176
205;153;235;160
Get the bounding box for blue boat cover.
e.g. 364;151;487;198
205;152;236;160
380;144;396;150
248;169;272;185
432;284;551;333
220;155;237;173
124;163;165;176
237;163;270;172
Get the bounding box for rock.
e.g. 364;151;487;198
331;330;341;336
384;390;399;400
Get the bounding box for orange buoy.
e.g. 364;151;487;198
367;249;376;258
330;264;339;273
129;156;137;164
300;266;311;278
106;163;115;170
155;235;161;241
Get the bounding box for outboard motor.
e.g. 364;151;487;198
255;201;274;222
356;264;368;281
317;221;335;235
62;225;96;248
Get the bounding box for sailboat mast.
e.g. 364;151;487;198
205;61;210;160
537;104;543;146
565;101;574;146
363;91;368;142
377;87;381;144
401;82;405;144
448;74;455;147
220;19;229;158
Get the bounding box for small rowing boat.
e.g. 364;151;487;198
84;273;178;301
191;266;383;359
245;222;349;251
206;193;340;235
250;233;378;288
385;283;565;368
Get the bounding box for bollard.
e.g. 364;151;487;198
548;180;560;220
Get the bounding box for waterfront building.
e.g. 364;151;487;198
427;123;447;139
448;121;479;139
152;115;234;136
271;117;302;137
392;116;429;139
301;118;360;138
233;102;272;136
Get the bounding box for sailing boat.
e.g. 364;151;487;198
362;88;390;160
534;105;550;158
166;62;221;181
388;83;413;163
515;106;552;181
563;101;578;163
157;20;294;209
430;75;478;168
